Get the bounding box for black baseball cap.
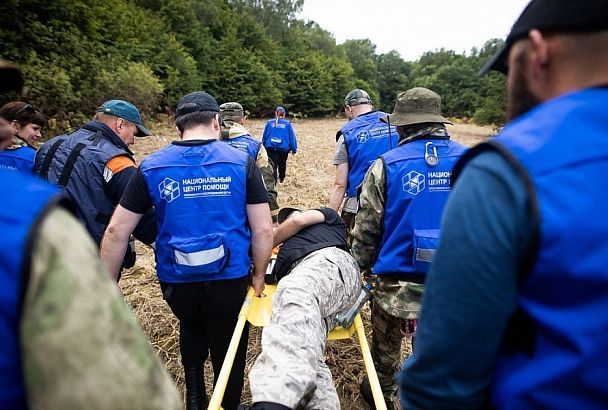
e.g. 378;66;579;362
176;91;220;117
480;0;608;75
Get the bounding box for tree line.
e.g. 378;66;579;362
0;0;506;126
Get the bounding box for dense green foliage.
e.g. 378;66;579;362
0;0;506;125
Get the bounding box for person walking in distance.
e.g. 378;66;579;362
262;106;297;183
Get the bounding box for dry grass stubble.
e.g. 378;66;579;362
121;117;495;408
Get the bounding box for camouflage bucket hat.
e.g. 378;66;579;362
344;89;372;106
381;87;452;126
219;102;244;124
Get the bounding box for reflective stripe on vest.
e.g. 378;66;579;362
373;139;466;277
342;111;398;197
141;141;251;283
0;170;59;409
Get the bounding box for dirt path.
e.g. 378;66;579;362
123;118;495;408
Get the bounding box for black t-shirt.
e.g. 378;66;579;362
120;139;269;213
274;207;348;279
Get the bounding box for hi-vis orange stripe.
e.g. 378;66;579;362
106;155;136;174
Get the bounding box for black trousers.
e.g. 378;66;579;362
267;149;289;182
161;276;249;410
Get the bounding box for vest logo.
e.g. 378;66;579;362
403;171;425;195
159;177;181;203
357;131;369;144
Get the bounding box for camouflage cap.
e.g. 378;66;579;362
219;102;245;125
344;89;372;107
381;87;452;127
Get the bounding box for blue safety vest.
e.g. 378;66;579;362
35;127;131;244
262;118;294;152
225;134;261;159
455;87;608;409
141;141;252;283
0;170;60;409
373;139;466;278
0;146;36;173
341;111;398;197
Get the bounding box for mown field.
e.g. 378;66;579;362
122;117;495;409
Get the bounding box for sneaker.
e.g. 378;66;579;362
360;376;395;410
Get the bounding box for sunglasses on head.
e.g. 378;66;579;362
13;103;36;118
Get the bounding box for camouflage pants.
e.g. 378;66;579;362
249;247;360;409
371;301;406;402
340;210;356;249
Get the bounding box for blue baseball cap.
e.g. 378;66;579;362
275;106;286;113
96;100;152;137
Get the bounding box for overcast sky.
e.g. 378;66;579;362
298;0;530;62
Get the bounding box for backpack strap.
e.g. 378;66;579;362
56;131;102;188
37;138;65;179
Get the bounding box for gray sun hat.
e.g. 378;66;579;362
344;89;372;107
381;87;452;126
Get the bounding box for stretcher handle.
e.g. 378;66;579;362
208;287;256;410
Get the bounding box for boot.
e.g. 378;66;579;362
360;376;395;410
184;364;207;410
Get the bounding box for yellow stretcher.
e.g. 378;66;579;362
207;285;387;410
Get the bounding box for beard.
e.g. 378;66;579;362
506;53;542;121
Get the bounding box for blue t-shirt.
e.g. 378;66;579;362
398;150;532;409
